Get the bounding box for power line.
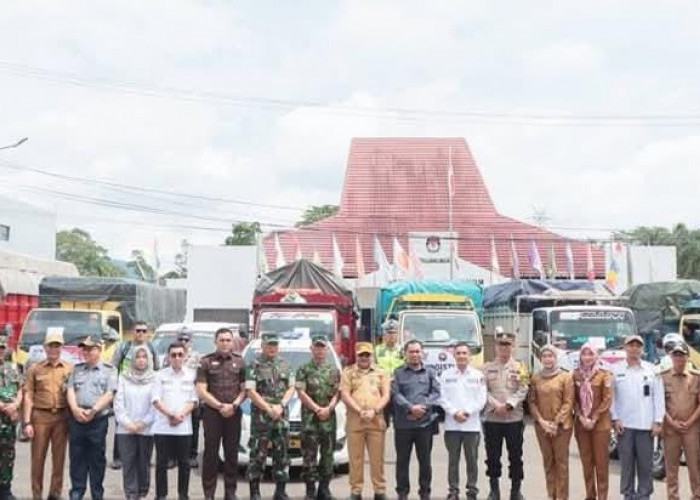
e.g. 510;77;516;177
3;61;700;126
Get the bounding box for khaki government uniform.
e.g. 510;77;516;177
25;359;73;500
529;371;575;500
573;368;613;500
661;367;700;500
340;364;389;496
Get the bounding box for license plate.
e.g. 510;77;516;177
289;438;301;448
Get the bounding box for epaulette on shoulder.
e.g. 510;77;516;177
689;368;700;376
659;367;671;375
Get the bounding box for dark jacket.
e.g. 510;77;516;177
391;364;440;429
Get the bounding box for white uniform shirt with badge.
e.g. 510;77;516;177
439;365;487;432
151;366;198;435
610;359;665;430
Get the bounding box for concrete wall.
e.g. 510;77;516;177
185;245;257;322
0;198;56;259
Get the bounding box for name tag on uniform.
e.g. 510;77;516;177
211;361;220;367
615;373;626;379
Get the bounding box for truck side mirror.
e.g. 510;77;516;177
340;325;350;340
533;330;547;346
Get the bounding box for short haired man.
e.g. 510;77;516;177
391;340;440;500
196;328;246;500
341;342;391;500
439;342;487;500
24;331;73;500
152;342;198;500
611;334;665;500
66;337;117;500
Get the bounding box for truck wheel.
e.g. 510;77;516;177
335;463;349;475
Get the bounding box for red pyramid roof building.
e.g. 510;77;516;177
264;138;604;278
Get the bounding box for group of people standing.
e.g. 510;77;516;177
1;317;698;500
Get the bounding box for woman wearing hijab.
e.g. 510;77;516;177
113;346;156;500
528;345;575;500
573;342;613;500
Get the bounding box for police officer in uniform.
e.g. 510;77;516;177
482;330;529;500
245;332;295;500
66;337;117;500
375;319;404;426
661;342;700;500
296;333;341;500
0;336;21;500
196;328;246;500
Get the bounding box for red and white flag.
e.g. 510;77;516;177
565;242;575;280
586;242;595;281
274;233;286;269
355;235;365;278
332;234;344;278
490;236;501;276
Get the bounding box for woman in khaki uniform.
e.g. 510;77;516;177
573;342;613;500
529;345;574;500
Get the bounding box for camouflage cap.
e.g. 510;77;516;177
261;332;280;344
311;333;328;346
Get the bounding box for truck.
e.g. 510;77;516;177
375;280;484;376
483;280;637;372
252;259;359;364
16;277;186;368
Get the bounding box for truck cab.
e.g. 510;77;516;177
393;293;484;376
530;305;636;371
16;307;122;369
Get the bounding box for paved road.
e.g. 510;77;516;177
11;419;691;499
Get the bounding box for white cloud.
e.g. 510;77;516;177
524;40;605;75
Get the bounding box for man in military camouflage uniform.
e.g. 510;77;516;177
245;332;296;500
296;334;341;500
0;337;22;500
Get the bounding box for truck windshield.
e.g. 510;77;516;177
259;311;335;341
550;309;635;351
243;347;340;371
20;310;104;348
401;312;480;345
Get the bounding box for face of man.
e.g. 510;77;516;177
45;342;62;362
356;352;372;369
82;345;102;365
672;352;688;372
134;325;148;344
496;342;513;361
625;341;643;362
385;331;398;348
311;343;327;363
262;342;279;359
215;331;234;353
405;343;423;367
169;347;186;370
454;345;471;369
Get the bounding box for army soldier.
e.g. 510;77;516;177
66;337;117;500
23;330;73;500
661;342;700;500
482;330;529;500
0;336;21;500
296;334;341;500
246;332;296;500
340;342;391;500
196;328;246;500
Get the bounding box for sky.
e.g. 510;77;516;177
1;1;700;272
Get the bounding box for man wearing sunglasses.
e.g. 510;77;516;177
152;342;198;500
111;320;159;470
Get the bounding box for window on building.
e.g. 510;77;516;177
0;225;9;241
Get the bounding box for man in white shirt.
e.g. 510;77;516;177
439;342;487;500
152;342;198;500
611;334;665;500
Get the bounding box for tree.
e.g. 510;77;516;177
296;205;339;227
224;222;261;246
126;249;156;282
56;228;124;277
161;239;189;280
616;223;700;279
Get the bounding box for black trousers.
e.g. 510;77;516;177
154;434;191;500
394;427;434;496
190;406;202;459
69;416;108;500
202;406;242;498
483;421;524;481
116;434;153;499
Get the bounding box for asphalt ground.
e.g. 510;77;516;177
10;419;691;499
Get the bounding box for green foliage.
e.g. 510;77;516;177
224;222;261;246
616;223;700;279
296;205;339;227
56;228;124;277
